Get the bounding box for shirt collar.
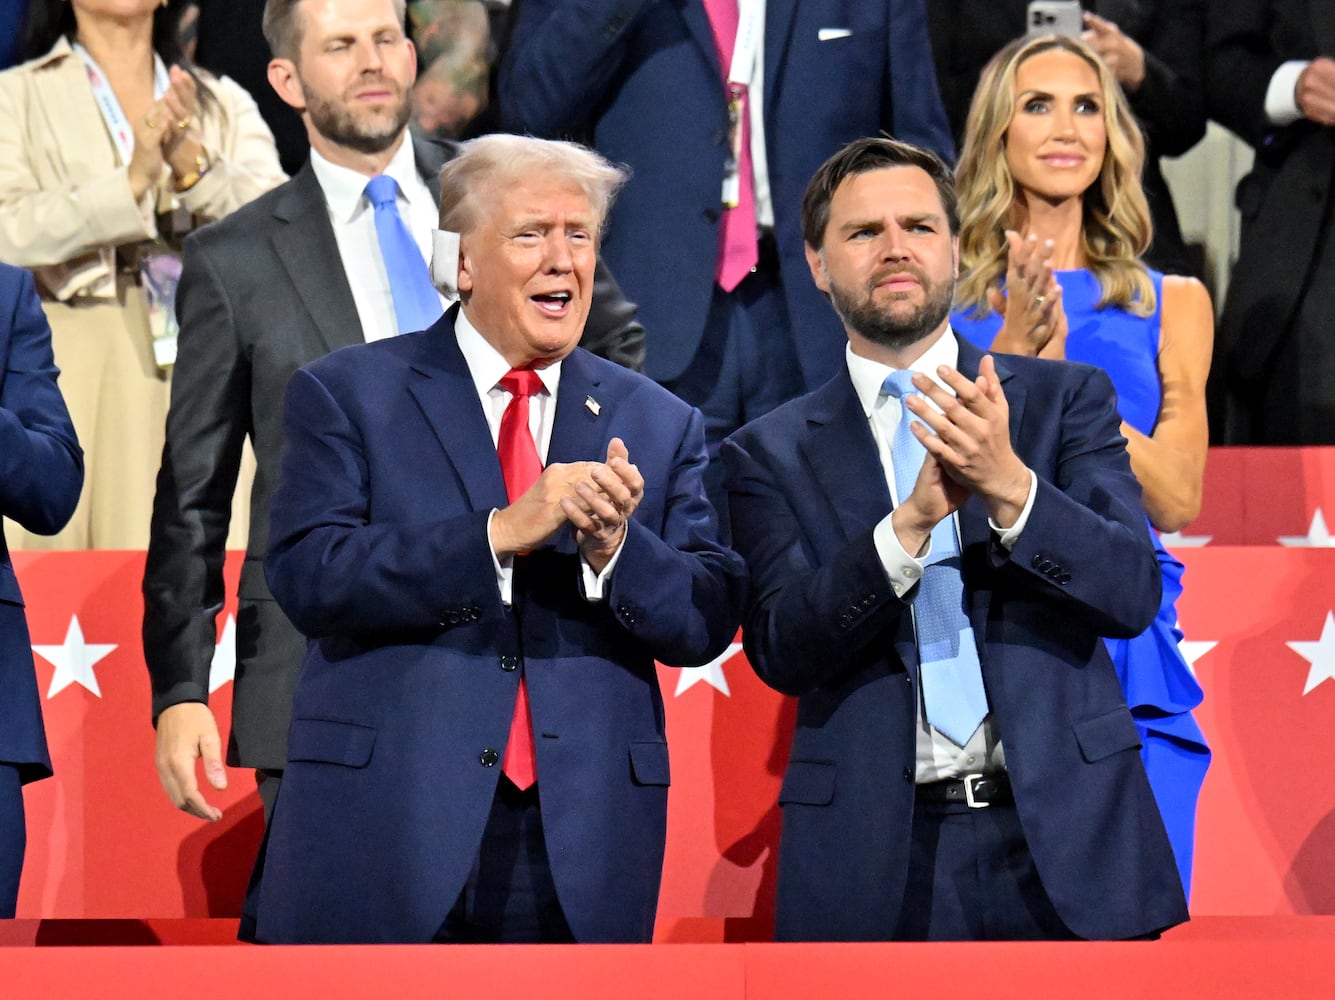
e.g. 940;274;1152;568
845;328;960;418
454;309;562;400
309;132;422;225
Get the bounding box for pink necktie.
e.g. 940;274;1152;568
496;369;543;789
702;0;759;291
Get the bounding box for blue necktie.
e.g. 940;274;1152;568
882;371;990;745
365;175;444;334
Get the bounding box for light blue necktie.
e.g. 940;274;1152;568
365;175;444;335
883;370;990;745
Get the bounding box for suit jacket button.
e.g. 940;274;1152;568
480;748;499;767
500;655;518;672
902;767;913;782
1059;572;1072;585
1032;554;1043;569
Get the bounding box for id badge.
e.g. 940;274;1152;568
140;251;182;370
721;86;746;209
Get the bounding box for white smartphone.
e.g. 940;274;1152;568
1026;0;1083;37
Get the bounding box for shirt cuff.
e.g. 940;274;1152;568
579;526;627;601
1265;60;1310;125
873;512;927;599
989;468;1038;550
487;508;514;605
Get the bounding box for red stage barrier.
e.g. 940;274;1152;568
1187;446;1335;544
11;447;1335;935
0;919;1332;999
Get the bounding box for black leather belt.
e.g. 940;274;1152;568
915;772;1013;808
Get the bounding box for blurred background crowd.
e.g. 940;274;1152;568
2;0;1331;557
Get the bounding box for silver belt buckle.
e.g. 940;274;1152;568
962;773;990;809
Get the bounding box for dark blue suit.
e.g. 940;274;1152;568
722;338;1188;941
498;0;954;391
250;308;745;943
0;263;82;914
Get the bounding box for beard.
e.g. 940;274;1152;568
303;77;412;156
827;264;955;350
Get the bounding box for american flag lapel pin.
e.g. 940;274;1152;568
585;395;601;416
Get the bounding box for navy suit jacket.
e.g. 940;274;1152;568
0;264;82;781
499;0;954;390
251;308;745;943
144;137;645;771
722;337;1188;941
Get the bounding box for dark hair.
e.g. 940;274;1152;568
801;136;959;249
22;0;215;113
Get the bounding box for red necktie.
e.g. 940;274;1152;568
702;0;759;290
496;368;543;789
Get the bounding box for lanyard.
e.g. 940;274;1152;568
726;0;761;91
721;0;762;208
73;41;170;167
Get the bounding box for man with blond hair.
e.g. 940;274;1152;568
244;133;743;944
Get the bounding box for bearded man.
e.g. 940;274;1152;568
721;137;1186;942
144;0;644;829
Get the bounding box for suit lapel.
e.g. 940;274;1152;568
681;1;725;78
800;373;891;544
34;42;118;182
801;372;917;668
546;350;610;468
762;0;799;116
405;307;509;512
412;136;459;204
270;166;363;354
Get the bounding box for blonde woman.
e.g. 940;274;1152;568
951;32;1211;899
0;0;284;549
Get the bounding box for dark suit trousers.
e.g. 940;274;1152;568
433;777;574;944
893;795;1077;941
0;764;25;917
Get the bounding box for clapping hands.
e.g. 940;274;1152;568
987;230;1068;360
489;438;643;572
128;66;205;200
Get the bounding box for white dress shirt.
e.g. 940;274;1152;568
455;310;625;604
740;0;774;230
844;331;1038;782
1265;60;1312;126
309;135;449;343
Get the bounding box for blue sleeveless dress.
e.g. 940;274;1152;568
952;268;1210;900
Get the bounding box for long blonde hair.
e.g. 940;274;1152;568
955;33;1154;318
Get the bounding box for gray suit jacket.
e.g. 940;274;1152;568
142;136;646;768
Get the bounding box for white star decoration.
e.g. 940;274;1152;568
209;614;237;694
674;641;743;697
1278;508;1335;547
1286;610;1335;695
1178;638;1217;678
34;615;117;699
1160;529;1212;548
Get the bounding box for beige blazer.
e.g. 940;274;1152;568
0;38;283;551
0;37;286;298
